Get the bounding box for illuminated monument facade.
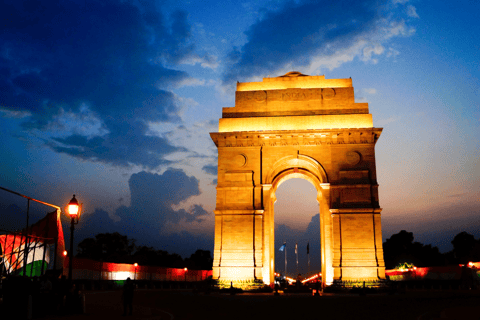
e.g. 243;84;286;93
210;72;385;286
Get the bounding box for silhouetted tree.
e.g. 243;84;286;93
383;230;445;269
451;232;479;264
185;250;213;270
77;232;135;262
132;246;184;268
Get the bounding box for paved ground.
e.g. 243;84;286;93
4;289;480;319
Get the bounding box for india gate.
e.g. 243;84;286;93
210;71;385;287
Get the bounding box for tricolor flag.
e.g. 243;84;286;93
0;210;65;276
295;243;298;266
279;242;286;252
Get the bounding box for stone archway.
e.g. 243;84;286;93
267;155;333;285
210;72;385;287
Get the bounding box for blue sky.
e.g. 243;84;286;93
1;0;479;274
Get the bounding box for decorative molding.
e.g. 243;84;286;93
210;128;382;147
330;208;382;214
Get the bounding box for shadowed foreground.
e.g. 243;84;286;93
26;289;479;320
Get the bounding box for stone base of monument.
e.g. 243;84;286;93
215;279;272;293
324;279;389;293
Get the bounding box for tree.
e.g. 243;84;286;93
451;232;478;264
383;230;445;269
132;246;184;268
77;232;135;262
185;250;213;270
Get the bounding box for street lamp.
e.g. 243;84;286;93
184;267;187;285
134;263;138;281
66;195;82;281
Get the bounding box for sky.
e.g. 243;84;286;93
0;0;479;275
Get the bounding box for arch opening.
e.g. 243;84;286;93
273;178;321;280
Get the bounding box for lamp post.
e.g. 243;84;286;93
66;195;82;281
134;263;138;281
184;267;187;287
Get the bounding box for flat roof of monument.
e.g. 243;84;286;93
236;72;353;91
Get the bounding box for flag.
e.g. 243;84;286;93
0;210;65;276
295;243;298;266
279;242;286;252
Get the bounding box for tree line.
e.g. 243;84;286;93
76;230;480;271
76;232;213;270
383;230;480;269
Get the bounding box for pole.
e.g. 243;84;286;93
0;186;61;211
22;199;30;277
68;217;75;281
295;242;298;276
285;245;287;278
307;242;310;276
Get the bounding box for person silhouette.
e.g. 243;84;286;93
122;278;134;316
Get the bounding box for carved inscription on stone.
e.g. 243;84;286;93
236;87;336;104
322;88;335;100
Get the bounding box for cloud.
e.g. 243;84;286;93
48;120;183;168
178;54;220;70
364;88;377;94
116;168;209;230
71;168;212;255
0;0;208;168
175;77;206;88
202;164;218;175
387;47;401;58
406;5;419;18
222;0;418;84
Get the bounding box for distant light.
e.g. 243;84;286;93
184;267;187;271
134;263;138;267
63;250;68;256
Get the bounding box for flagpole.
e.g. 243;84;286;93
22;199;30;277
307;242;310;276
285;244;287;278
295;242;298;276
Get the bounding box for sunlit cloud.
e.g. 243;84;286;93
222;0;418;84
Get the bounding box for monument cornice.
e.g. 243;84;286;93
210;127;383;147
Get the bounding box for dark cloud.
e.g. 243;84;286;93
0;0;202;168
115;169;209;245
202;164;218;175
75;208;118;238
68;168;212;256
49;120;183;167
222;0;394;83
